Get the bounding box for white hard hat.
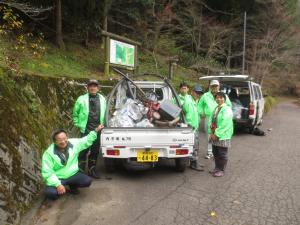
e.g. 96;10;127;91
210;80;220;86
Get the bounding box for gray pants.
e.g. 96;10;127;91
204;118;212;155
192;131;199;161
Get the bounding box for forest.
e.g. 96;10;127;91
1;0;300;95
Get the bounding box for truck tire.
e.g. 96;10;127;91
104;158;115;173
175;158;188;172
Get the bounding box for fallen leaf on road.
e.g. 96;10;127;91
210;211;217;217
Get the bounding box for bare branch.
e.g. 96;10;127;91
0;0;52;21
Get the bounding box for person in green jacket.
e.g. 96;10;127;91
175;82;189;106
73;79;106;179
42;125;104;200
208;92;233;177
198;80;232;159
189;85;205;171
176;83;203;171
174;82;198;130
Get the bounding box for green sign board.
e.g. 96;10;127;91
109;39;135;68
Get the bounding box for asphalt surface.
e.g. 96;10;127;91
28;101;300;225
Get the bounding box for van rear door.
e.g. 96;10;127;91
254;84;264;125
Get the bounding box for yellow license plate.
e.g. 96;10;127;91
137;150;158;162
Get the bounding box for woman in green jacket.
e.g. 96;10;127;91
208;92;233;177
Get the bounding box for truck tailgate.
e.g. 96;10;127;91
101;127;194;147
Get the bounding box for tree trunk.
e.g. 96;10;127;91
55;0;65;49
196;4;203;54
101;15;107;49
227;36;232;72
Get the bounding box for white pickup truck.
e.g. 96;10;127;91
101;74;195;172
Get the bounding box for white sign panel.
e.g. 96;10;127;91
110;39;135;67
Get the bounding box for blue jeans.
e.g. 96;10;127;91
44;172;92;200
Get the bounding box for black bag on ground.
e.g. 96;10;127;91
252;127;266;136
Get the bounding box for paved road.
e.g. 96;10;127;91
28;101;300;225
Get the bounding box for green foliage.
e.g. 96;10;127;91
1;0;299;91
0;6;47;75
0;37;105;78
264;96;277;114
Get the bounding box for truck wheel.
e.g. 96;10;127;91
104;158;115;173
175;158;188;172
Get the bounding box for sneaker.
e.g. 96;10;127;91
213;171;224;177
205;154;213;159
209;168;219;174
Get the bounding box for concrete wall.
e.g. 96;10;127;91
0;70;112;225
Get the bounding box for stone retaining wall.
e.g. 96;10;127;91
0;70;113;225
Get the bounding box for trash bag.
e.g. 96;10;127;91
252;127;266;136
232;102;247;119
135;119;154;127
109;113;135;127
109;98;150;127
145;91;158;102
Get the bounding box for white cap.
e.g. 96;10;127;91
210;80;220;86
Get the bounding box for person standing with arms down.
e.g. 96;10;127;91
42;126;104;200
177;82;191;106
208;92;233;177
198;80;231;159
190;85;205;170
176;82;203;171
73;79;106;179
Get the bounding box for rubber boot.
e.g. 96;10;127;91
88;165;101;179
190;160;204;171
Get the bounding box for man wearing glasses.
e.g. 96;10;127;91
42;126;104;200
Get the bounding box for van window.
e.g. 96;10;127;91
255;86;262;99
252;85;258;100
257;86;263;99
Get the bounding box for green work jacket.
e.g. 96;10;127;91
182;95;199;130
177;94;186;106
198;91;232;118
208;104;233;140
41;131;97;187
73;93;106;133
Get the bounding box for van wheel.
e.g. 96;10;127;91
104;158;115;173
175;158;188;172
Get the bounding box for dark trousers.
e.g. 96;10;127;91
212;145;228;171
79;132;100;172
44;172;92;200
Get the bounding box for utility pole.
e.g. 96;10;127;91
242;11;247;75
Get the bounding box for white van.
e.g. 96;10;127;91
199;75;265;131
